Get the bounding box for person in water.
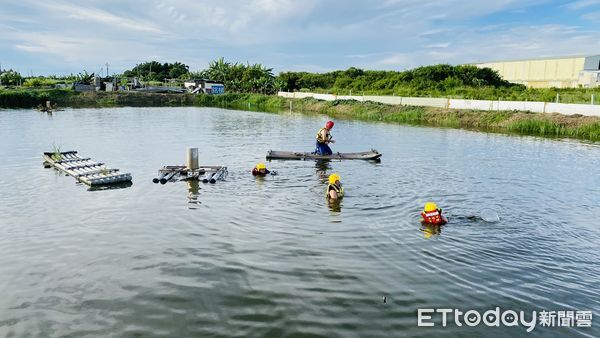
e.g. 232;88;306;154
315;120;335;155
252;162;270;176
326;173;344;200
420;202;448;225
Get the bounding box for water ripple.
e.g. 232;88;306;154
0;107;598;337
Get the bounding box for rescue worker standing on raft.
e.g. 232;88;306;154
326;173;344;200
315;120;335;155
420;202;448;225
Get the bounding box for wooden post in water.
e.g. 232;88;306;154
186;147;199;170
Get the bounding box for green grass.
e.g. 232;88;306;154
506;119;563;136
0;88;76;108
51;143;62;162
505;119;600;140
193;92;286;111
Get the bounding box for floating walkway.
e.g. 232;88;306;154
43;151;132;186
266;149;382;161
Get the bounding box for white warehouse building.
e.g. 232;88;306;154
475;55;600;88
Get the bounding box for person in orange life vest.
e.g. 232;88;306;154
421;202;448;225
315;120;335;155
252;162;270;176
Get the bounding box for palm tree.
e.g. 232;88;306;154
207;57;231;82
273;78;285;93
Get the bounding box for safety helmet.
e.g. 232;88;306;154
256;162;266;170
424;202;438;212
328;173;341;184
325;120;334;129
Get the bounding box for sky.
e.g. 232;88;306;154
1;0;599;76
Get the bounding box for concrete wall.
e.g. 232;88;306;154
277;91;600;117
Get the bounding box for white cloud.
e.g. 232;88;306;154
376;53;415;68
582;11;600;21
15;44;46;53
425;43;450;49
1;0;598;74
564;0;600;10
22;0;164;33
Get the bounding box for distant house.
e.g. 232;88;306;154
73;74;118;92
184;79;225;94
73;83;96;92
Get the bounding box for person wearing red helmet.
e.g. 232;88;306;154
315;120;335;155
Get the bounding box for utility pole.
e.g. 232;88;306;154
106;62;109;77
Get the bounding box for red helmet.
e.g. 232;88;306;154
325;120;334;129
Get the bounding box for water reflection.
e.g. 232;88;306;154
328;198;342;213
2;107;599;338
187;180;201;208
315;159;331;182
420;223;444;238
88;181;133;191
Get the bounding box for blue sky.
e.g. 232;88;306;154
1;0;599;75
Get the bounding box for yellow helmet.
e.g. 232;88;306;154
424;202;438;212
328;173;341;184
256;162;266;170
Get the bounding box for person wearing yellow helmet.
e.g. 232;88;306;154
252;162;270;176
326;173;344;199
420;202;447;225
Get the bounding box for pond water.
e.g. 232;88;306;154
0;107;599;338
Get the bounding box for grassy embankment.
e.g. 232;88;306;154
1;89;599;141
301;86;600;104
0;89;196;108
178;92;600;141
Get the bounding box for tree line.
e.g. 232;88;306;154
0;60;524;96
3;59;600;103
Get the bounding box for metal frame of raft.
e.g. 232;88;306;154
43;151;132;186
266;149;382;161
153;165;228;184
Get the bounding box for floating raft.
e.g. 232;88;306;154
43;151;132;186
154;165;228;184
266;149;382;161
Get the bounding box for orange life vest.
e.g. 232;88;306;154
316;128;332;143
421;209;445;225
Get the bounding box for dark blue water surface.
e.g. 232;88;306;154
0;107;599;337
